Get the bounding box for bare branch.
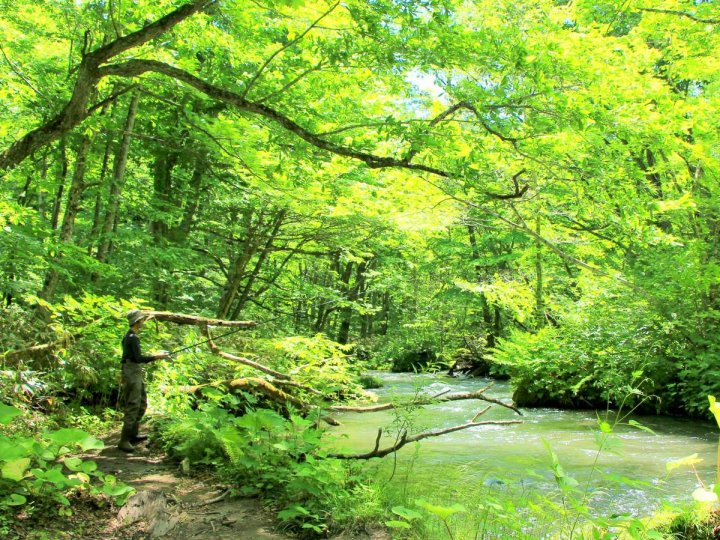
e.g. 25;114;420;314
0;44;46;98
201;325;290;380
328;382;522;415
328;419;523;459
144;310;257;328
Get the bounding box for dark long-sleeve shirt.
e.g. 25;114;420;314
121;331;155;364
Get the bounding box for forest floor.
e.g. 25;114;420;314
14;435;292;539
92;438;292;539
14;434;389;539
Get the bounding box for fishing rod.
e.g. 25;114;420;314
165;326;250;356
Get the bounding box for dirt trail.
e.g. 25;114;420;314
89;436;292;539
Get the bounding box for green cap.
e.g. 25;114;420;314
126;309;146;327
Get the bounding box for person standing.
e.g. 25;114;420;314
118;310;170;453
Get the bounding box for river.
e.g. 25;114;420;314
329;372;718;534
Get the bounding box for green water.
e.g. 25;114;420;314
330;372;718;517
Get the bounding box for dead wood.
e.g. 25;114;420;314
145;311;256;328
0;310;253;365
328;382;522;416
200;326;325;398
200;326;285;379
176;377;340;426
2;338;75;364
1;317;105;365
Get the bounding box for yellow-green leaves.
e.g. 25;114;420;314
666;453;703;473
709;396;720;428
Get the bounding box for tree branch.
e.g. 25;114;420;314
0;0;215;174
638;7;719;25
144;310;257;328
97;60;535;200
242;2;339;99
329;382;522;415
328;418;523;459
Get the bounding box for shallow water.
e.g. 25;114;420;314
329;372;718;515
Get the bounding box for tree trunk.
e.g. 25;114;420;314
49;139;69;230
150;152;178;243
86;126;114;255
217;208;257;319
337;260;366;345
230;208;287;318
0;0;215;175
40;134;94;299
96;91;140;263
535;214;544;327
168;161;206;243
468;223;498;348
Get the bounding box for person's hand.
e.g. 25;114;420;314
155;350;171;360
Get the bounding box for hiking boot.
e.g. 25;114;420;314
130;435;148;443
118;439;135;453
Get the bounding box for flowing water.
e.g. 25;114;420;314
329;372;718;519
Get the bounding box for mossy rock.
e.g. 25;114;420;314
390;349;437;373
356;374;384;389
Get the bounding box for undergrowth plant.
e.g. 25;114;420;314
156;401;382;536
0;403;134;524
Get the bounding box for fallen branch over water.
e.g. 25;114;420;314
329;382;522;416
328;407;523;459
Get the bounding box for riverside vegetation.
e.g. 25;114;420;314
2;0;720;538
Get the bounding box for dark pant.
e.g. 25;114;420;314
120;363;147;441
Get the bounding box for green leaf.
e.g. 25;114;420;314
391;506;423;521
43;429;104;451
385;520;412;529
414;499;466;520
1;458;31;481
2;493;27;507
627;419;656;435
0;403;21;425
666;454;703;473
0;438;30;461
80;460;98;474
103;482;134;498
278;504;310;520
64;457;83;471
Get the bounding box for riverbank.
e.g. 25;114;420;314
329;372;719;537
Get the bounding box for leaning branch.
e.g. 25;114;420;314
0;0;215;173
201;325;290;380
96;60;529;200
328;419;523;459
328;382;522;416
144;311;257;328
176;377;339;426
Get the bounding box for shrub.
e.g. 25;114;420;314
0;403;134;520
